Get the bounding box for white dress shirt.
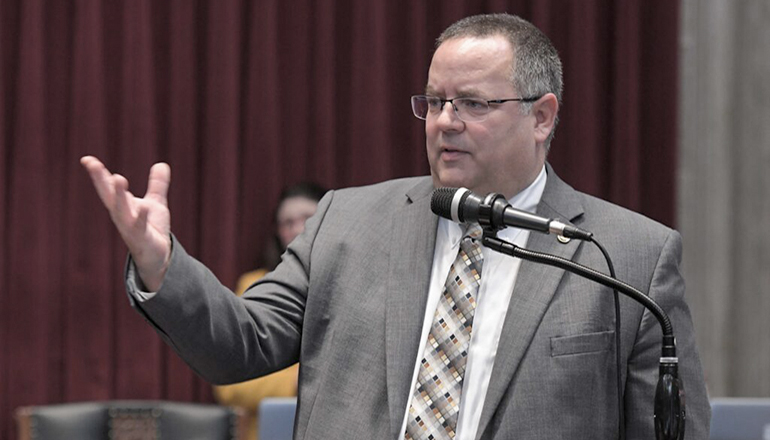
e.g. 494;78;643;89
398;165;547;440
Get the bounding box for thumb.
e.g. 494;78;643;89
145;162;171;205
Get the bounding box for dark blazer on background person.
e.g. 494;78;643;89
127;164;710;439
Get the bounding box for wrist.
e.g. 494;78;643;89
134;237;172;292
138;264;168;293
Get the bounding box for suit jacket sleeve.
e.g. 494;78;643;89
125;190;336;385
623;229;710;439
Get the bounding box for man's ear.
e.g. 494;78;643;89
532;93;559;145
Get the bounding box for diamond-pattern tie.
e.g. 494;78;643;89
405;225;484;440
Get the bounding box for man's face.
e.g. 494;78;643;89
425;35;547;199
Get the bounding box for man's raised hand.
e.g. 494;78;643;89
80;156;172;291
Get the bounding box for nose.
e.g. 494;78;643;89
434;101;464;131
282;219;305;244
289;222;305;241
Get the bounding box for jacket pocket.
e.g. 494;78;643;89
550;330;614;357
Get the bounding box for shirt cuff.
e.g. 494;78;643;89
125;257;159;302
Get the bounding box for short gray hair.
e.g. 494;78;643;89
437;13;563;147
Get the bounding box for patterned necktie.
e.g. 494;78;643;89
405;224;484;440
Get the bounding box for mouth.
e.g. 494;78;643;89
440;146;469;161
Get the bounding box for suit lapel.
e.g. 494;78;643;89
385;178;438;439
475;165;586;439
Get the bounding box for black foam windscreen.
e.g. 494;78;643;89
430;187;460;220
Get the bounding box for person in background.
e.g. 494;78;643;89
214;182;326;440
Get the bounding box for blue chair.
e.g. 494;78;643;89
259;397;297;440
15;400;247;440
709;397;770;440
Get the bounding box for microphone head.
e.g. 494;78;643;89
431;187;470;223
431;187;456;218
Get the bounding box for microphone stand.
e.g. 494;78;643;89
481;231;686;440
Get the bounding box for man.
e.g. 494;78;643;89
82;13;710;439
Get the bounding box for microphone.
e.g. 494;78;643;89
433;186;685;439
431;187;593;240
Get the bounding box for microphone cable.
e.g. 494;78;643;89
589;236;625;440
431;187;685;438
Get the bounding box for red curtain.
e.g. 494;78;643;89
0;0;679;437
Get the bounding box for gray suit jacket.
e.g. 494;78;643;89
130;166;710;439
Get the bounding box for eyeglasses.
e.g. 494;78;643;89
411;94;542;123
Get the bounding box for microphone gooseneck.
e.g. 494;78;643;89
430;187;686;440
481;235;685;440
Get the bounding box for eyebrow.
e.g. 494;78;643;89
424;85;488;99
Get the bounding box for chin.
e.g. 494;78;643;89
436;176;472;190
431;165;475;189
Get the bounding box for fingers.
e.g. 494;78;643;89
145;162;171;205
81;156;138;229
112;173;135;225
134;202;150;235
81;155;172;230
80;155;116;207
80;156;171;287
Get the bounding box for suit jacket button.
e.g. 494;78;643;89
557;235;571;244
